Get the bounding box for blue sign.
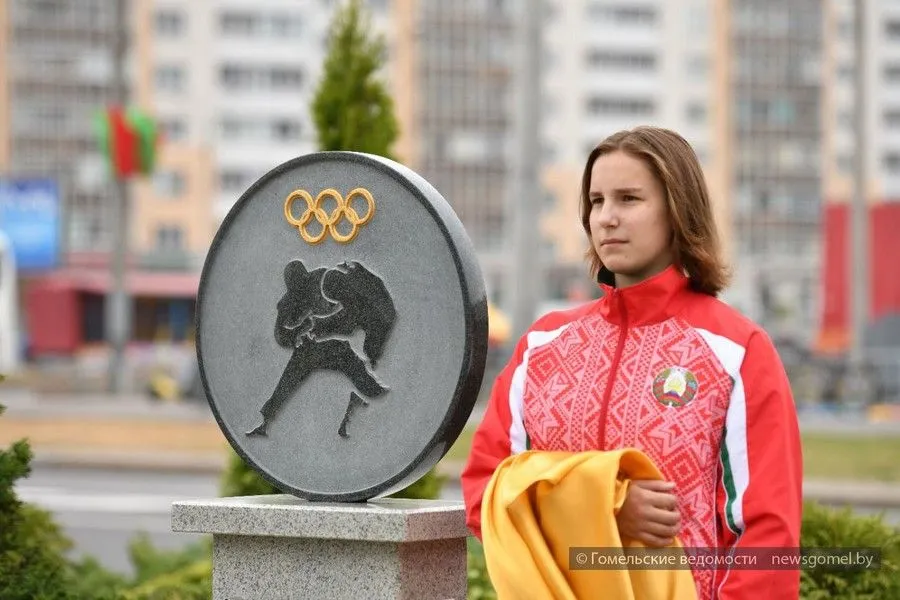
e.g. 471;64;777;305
0;179;61;270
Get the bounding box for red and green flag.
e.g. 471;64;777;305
94;106;160;179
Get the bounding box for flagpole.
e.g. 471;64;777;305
106;0;131;393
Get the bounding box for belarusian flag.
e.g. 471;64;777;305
94;106;160;178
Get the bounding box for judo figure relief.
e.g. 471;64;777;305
246;259;396;438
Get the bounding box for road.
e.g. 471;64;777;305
15;463;462;575
15;463;898;577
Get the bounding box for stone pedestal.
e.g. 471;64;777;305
172;495;469;600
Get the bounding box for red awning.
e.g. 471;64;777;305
29;268;200;298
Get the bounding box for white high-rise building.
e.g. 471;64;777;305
142;0;393;222
543;0;712;164
826;0;900;202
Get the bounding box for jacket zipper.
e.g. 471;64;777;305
599;290;628;449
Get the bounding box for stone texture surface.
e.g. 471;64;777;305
212;535;466;600
172;496;468;600
197;151;487;502
172;495;468;542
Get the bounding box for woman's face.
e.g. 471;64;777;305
588;150;674;288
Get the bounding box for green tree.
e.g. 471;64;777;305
311;0;399;158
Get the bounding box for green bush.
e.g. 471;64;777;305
69;535;213;600
388;468;447;500
121;559;212;600
466;537;497;600
463;500;900;600
0;403;77;600
800;500;900;599
219;449;280;497
65;556;129;600
221;447;446;500
127;534;212;587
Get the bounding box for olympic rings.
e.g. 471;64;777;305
283;187;375;244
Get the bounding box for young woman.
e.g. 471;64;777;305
461;126;802;599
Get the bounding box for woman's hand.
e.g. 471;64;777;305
615;480;681;548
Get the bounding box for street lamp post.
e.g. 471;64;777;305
848;0;870;399
508;0;543;343
106;0;131;393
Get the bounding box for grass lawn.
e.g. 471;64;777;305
801;434;900;482
444;428;900;483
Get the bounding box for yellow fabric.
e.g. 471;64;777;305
481;448;699;600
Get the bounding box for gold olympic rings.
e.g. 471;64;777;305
283;187;375;245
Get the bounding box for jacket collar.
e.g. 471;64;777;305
596;265;691;327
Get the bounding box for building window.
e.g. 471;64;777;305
273;119;301;141
686;55;709;79
685;4;709;35
770;99;796;125
29;0;64;20
155;9;185;37
756;190;771;212
885;64;900;83
886;20;900;41
585;50;656;71
220;11;257;35
220;65;251;89
159;118;187;141
220;117;302;142
586;3;656;25
838;64;854;81
686;102;707;124
837;153;853;173
270;67;303;89
839;19;853;38
885;110;900;128
153;171;186;198
155;65;185;93
219;64;304;91
840;110;855;128
220;170;256;192
585;96;655;116
219;11;303;37
221;118;254;140
155;226;184;251
269;13;304;37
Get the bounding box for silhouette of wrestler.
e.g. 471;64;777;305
246;260;396;437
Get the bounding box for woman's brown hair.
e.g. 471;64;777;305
580;126;731;296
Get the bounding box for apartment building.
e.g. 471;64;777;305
392;0;515;306
0;0;122;254
820;0;900;351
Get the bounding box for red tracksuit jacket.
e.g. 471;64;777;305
461;266;802;599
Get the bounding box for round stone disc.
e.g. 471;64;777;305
196;152;488;501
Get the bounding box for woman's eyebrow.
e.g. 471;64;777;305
589;187;642;197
